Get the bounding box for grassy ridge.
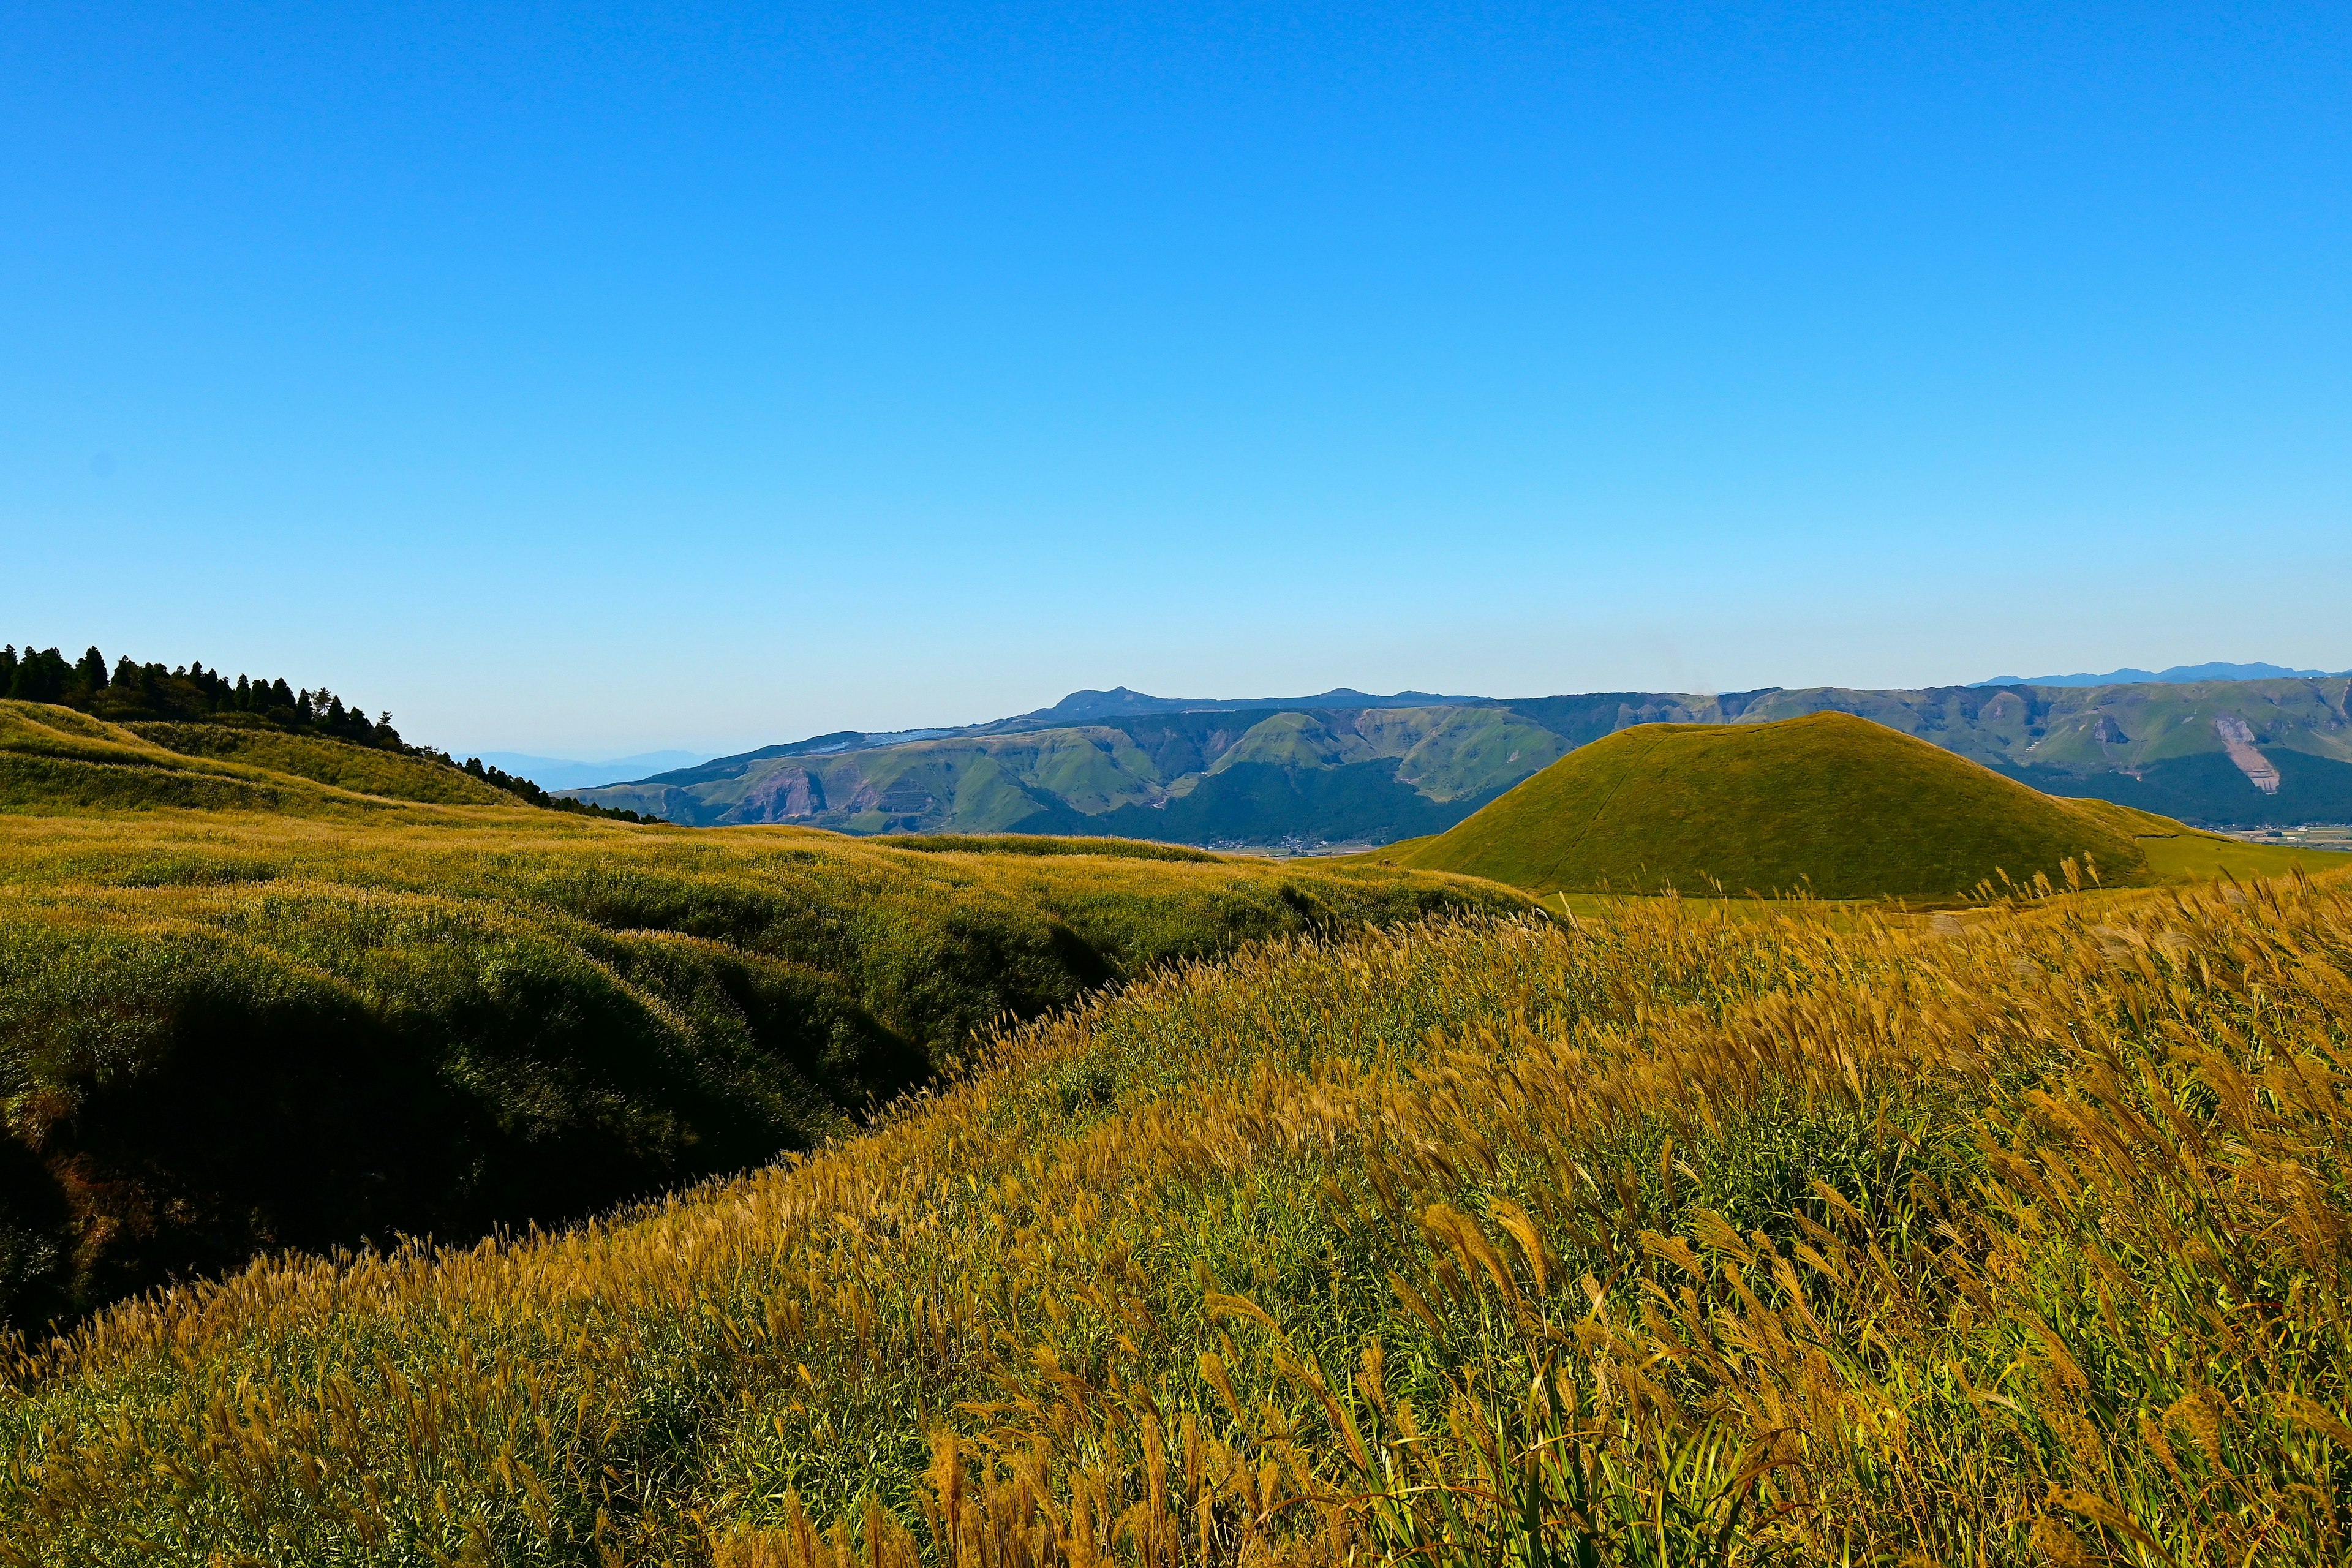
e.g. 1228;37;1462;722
0;701;512;817
2;868;2346;1566
0;703;1525;1330
1368;711;2162;900
127;720;522;806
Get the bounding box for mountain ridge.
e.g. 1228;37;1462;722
472;748;710;791
568;675;2352;839
1973;661;2346;687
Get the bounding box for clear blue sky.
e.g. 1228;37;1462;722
6;1;2346;758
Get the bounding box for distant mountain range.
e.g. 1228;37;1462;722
1019;685;1483;722
567;673;2352;840
474;749;710;791
1973;662;2345;688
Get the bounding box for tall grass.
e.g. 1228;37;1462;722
6;868;2344;1563
126;721;519;807
0;791;1514;1332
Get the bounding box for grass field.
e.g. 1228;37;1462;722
1;862;2346;1566
0;703;1524;1332
2084;797;2352;880
1361;712;2346;903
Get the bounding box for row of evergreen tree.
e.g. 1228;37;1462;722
3;644;404;748
456;753;640;818
2;643;650;824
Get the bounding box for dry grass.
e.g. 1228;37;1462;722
0;785;1516;1330
0;700;503;816
2;867;2348;1566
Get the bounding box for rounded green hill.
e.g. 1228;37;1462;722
1370;710;2155;900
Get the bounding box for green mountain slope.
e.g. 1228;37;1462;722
0;700;1522;1331
1370;712;2156;899
569;677;2352;843
573;705;1570;840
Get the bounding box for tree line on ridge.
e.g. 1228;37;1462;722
4;642;402;747
3;642;648;822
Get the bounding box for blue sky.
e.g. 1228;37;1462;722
6;1;2346;757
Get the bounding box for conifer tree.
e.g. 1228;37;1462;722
3;642;414;754
7;648;65;703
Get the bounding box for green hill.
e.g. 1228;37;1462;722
1366;711;2159;900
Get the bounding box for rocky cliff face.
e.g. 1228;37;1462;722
727;766;824;822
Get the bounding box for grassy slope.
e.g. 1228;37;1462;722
3;869;2345;1567
2062;794;2349;879
126;720;518;805
1359;711;2157;900
1193;709;1562;804
1382;706;1566;801
1486;801;2348;922
0;702;1525;1330
0;701;452;818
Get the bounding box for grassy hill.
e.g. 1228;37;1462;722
1360;712;2165;900
0;701;1523;1331
0;701;512;816
2;862;2345;1567
125;718;527;805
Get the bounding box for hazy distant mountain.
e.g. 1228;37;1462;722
565;679;2352;838
474;749;711;792
1973;662;2342;688
1017;685;1483;724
